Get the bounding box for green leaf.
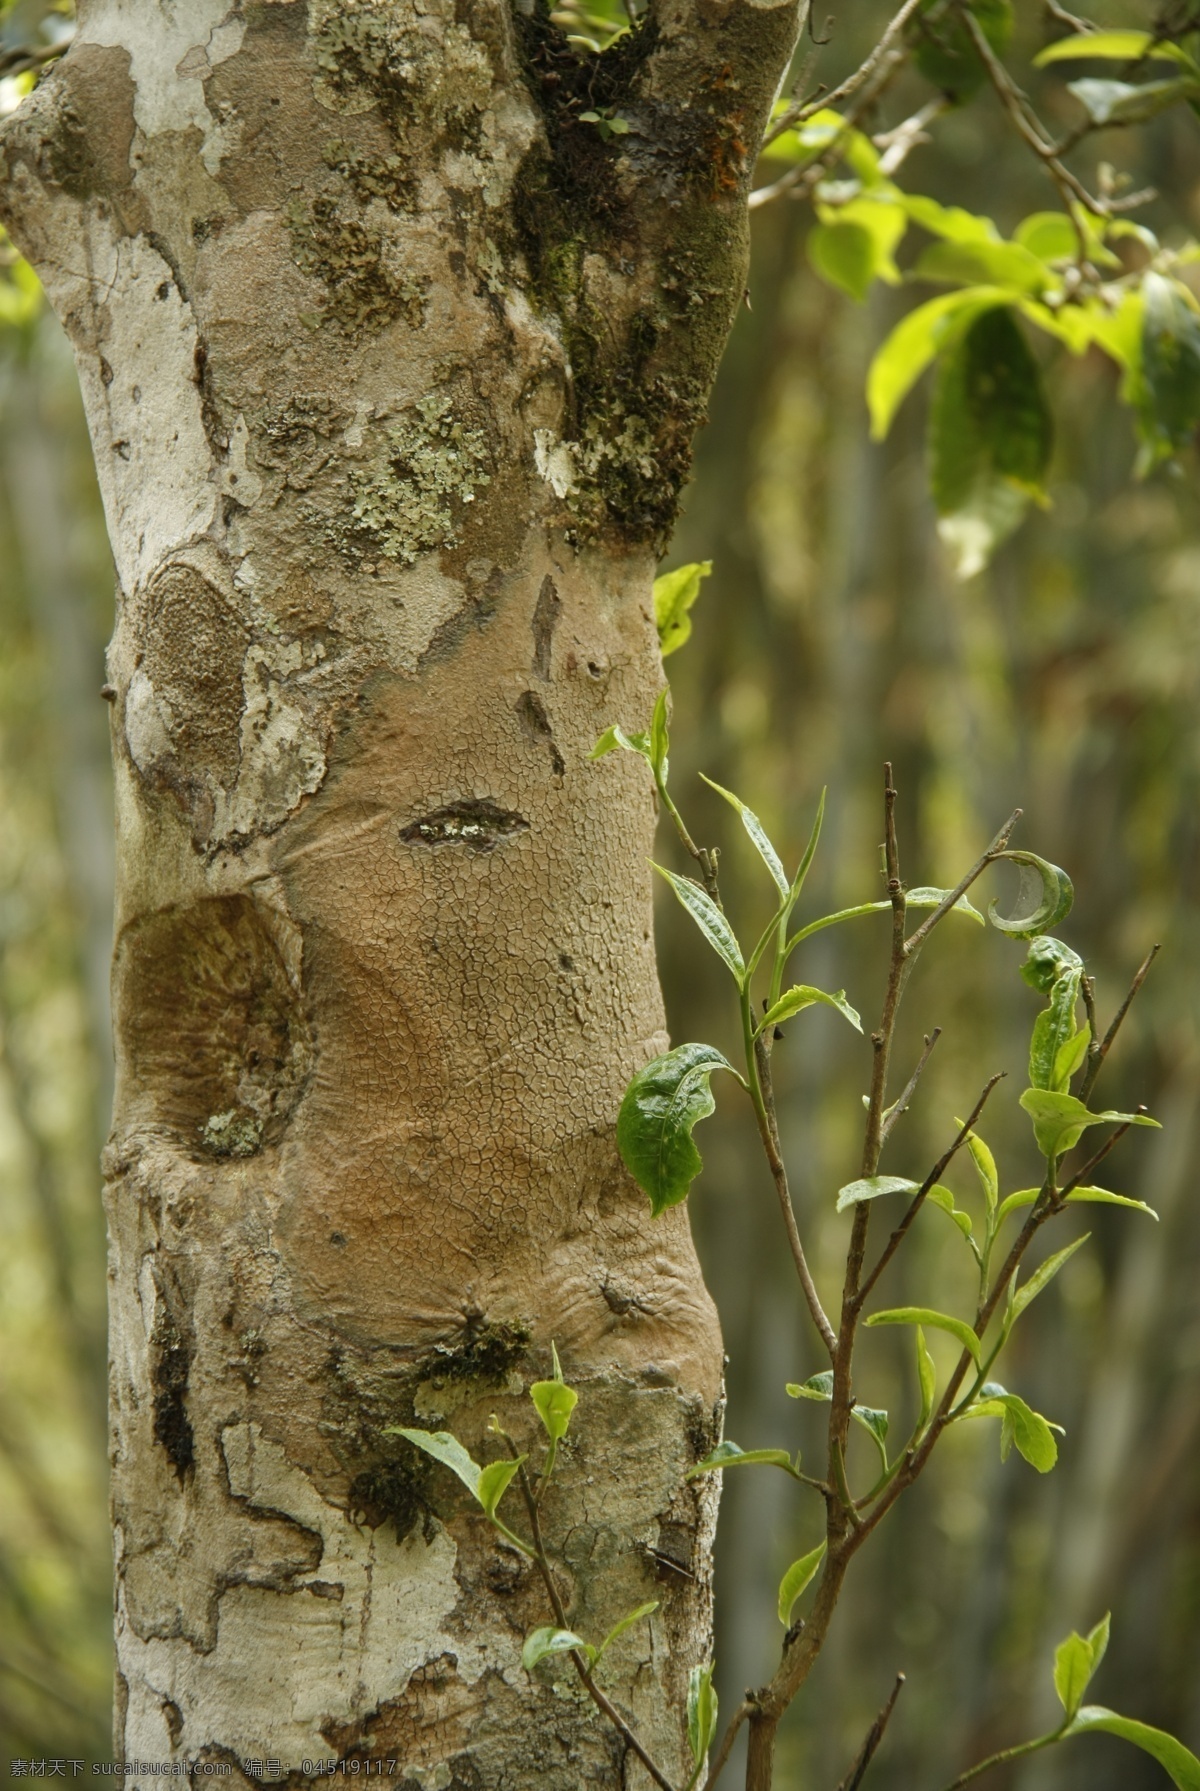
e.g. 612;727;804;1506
1014;212;1081;263
649;688;669;780
929;307;1053;579
1035;31;1199;72
835;1173;920;1214
988;852;1074;937
778;1541;827;1626
914;238;1055;297
1021;934;1083;994
916;1326;937;1429
617;1043;739;1216
900;193;999;244
594;1601;658;1664
688;1663;719;1768
809;221;877;303
905;886;985;923
591;723;646;762
910;0;1014;100
478;1456;525;1518
1054;1613;1110;1719
1019;1088;1159;1161
927;1183;975;1238
787;1370;835;1401
867;1307;982;1365
997;1184;1158;1223
1137;272;1200;469
1053;1023;1091;1091
963;1126;998;1214
853;1404;890;1470
530;1379;578;1443
762;985;863;1038
654;561;712;659
686;1441;798;1478
522;1626;591;1671
1029;963;1083;1092
1068;76;1200;126
1010;1234;1090;1323
999;1393;1059;1471
1066;1709;1200;1788
392;1427;481;1500
652;865;745;983
868;287;1012;439
700;775;788;896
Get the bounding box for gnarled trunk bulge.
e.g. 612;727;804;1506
0;1;799;1781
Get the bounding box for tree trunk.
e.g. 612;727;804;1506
0;1;798;1779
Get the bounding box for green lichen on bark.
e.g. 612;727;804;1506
309;0;493;131
334;395;492;566
288;191;428;333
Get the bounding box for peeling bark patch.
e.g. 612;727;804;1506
399;799;527;851
116;895;311;1158
530;574;560;680
515;690;565;778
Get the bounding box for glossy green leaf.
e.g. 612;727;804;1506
530;1378;578;1443
652;865;745;982
963;1126;998;1214
997;1185;1159;1224
1014;212;1081;263
836;1173;920;1214
762;984;863;1038
809;221;877;304
930;307;1053;578
910;0;1014;99
1029;963;1083;1092
700;775;788;896
393;1427;481;1499
1068;75;1200;126
1021;934;1083;994
927;1183;975;1238
905;886;985;923
867;1306;982;1364
915;238;1054;296
1010;1235;1089;1323
999;1393;1059;1471
1053;1023;1091;1090
778;1541;827;1626
654;561;712;659
591;723;647;762
617;1043;738;1216
1066;1709;1200;1788
916;1327;937;1429
988;852;1074;937
787;1370;835;1401
901;193;999;243
1035;30;1198;71
594;1601;658;1664
1054;1613;1110;1719
868;287;1010;439
522;1626;590;1671
688;1663;719;1768
1137;271;1200;469
1019;1088;1159;1160
648;688;669;779
686;1441;797;1478
478;1456;525;1518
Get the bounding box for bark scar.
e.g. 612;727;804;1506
399;798;528;850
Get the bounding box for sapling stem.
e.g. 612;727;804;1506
835;1672;906;1791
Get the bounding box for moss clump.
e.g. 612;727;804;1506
309;0;493;133
336;395;491;566
429;1317;531;1382
323;137;414;209
289;194;428;334
199;1107;263;1158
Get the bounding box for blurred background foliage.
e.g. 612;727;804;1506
0;0;1198;1782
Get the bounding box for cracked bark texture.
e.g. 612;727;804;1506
0;0;800;1781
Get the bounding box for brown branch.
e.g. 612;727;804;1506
902;810;1021;956
1060;1109;1147;1195
754;1038;839;1356
1079;945;1159;1102
835;1673;906;1791
857;1074;1005;1306
763;0;927;146
700;1697;753;1791
879;1029;942;1146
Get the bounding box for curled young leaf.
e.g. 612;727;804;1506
763;985;863;1039
590;723;647;762
989;851;1074;936
916;1326;937;1430
653;561;712;659
787;1370;835;1401
1021;934;1084;994
778;1541;827;1626
1054;1613;1110;1720
1065;1709;1200;1789
999;1393;1059;1472
617;1042;739;1217
391;1427;481;1500
652;864;746;983
593;1601;658;1665
905;886;985;924
866;1306;982;1365
686;1441;798;1478
1029;962;1083;1092
927;1183;975;1239
478;1456;525;1518
688;1662;719;1769
530;1378;578;1443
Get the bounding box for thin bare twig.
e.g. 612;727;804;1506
875;96;950;175
835;1673;906;1791
879;1029;942;1145
1059;1108;1148;1196
1079;944;1159;1102
764;0;927;146
755;1038;839;1356
700;1697;754;1791
903;810;1021;956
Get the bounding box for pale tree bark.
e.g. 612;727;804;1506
0;1;800;1781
